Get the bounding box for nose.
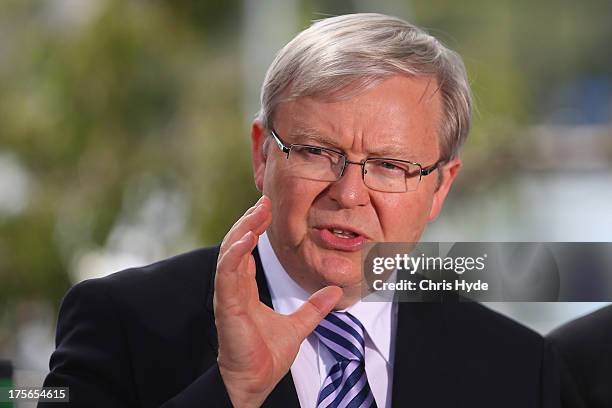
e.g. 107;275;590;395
327;160;370;208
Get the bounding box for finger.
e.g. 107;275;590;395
289;286;343;340
220;203;269;255
219;200;261;253
215;231;258;309
239;195;267;222
248;199;272;236
242;195;266;218
217;230;256;278
220;196;271;253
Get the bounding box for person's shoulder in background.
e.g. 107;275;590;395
547;304;612;408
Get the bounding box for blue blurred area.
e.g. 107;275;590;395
546;77;612;125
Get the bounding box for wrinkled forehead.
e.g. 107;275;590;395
271;75;443;159
274;73;439;116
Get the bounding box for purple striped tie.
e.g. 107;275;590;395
314;311;378;408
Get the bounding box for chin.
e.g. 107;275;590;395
313;253;362;288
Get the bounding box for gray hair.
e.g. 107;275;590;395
256;13;472;160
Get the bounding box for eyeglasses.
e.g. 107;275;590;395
269;129;443;193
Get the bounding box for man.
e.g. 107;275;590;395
547;304;612;408
41;13;558;407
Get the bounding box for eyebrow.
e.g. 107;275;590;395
367;145;415;159
289;126;336;146
288;125;415;160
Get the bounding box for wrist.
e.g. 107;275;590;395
218;365;269;408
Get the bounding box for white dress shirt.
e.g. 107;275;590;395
258;231;397;408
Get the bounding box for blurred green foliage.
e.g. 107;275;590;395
0;0;251;308
0;0;610;316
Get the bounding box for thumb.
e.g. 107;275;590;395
290;286;343;339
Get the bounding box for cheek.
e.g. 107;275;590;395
265;169;324;241
376;193;434;241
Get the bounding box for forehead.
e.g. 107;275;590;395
274;75;443;159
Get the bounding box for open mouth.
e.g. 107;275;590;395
330;228;358;239
314;225;368;252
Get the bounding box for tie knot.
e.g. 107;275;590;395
314;311;366;362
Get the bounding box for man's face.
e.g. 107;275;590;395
251;75;461;305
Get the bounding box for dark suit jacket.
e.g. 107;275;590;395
41;245;559;407
547;305;612;408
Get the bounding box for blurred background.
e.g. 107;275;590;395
0;0;611;400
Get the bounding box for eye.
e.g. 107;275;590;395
378;161;406;173
305;146;324;155
380;161;400;170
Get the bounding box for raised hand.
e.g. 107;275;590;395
214;195;343;408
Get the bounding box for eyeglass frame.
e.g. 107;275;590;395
268;128;445;193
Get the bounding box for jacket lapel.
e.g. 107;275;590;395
204;245;300;408
253;246;301;408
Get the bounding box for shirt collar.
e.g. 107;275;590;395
258;231;394;364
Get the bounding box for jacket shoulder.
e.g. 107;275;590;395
547;305;612;407
105;245;220;296
402;301;546;367
65;245;221;325
442;301;544;346
548;304;612;347
441;302;547;369
47;246;225;407
547;304;612;367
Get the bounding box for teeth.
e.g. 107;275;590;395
331;228;357;238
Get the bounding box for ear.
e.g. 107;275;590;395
251;120;268;192
428;157;461;222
